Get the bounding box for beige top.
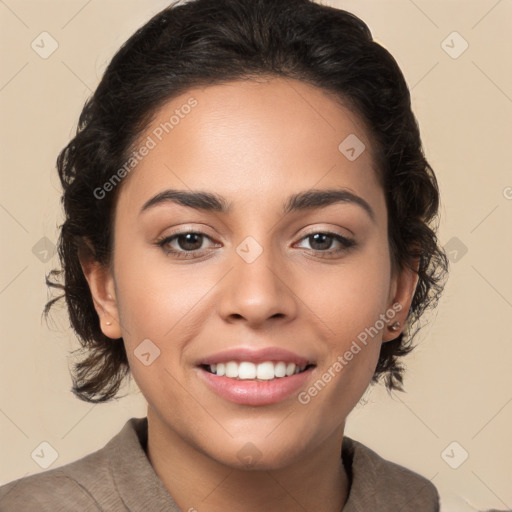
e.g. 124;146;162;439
0;417;440;511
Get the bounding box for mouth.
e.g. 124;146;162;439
195;347;317;406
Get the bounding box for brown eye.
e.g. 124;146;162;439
308;233;334;251
295;231;356;256
174;233;204;251
156;231;218;259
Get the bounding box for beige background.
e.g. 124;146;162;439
1;1;511;510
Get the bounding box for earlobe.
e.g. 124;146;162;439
383;257;420;342
78;240;122;339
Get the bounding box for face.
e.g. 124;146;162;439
84;77;416;469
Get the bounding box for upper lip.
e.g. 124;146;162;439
197;347;315;367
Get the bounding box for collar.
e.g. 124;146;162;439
107;417;437;511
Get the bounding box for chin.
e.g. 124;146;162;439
203;436;308;471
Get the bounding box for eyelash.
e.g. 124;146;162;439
155;230;356;260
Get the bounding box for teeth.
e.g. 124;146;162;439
206;361;308;380
286;362;296;376
225;361;238;378
239;362;256;379
274;362;286;378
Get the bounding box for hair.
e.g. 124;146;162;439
44;0;449;403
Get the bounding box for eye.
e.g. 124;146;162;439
295;231;356;256
156;231;218;259
156;229;356;260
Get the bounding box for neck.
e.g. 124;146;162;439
146;407;349;512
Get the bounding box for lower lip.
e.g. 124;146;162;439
197;366;314;406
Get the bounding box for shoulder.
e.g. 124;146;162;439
0;417;148;512
342;436;440;512
0;453;108;511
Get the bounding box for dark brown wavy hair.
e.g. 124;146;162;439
44;0;449;403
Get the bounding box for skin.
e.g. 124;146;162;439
80;77;418;512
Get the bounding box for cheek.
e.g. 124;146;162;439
114;245;211;340
297;240;392;401
302;241;392;340
112;246;224;400
113;256;208;409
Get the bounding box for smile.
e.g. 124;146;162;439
202;361;312;380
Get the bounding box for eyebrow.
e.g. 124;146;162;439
139;187;375;222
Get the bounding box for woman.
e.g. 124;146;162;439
0;0;448;510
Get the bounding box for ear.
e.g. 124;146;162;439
382;256;420;342
78;238;122;340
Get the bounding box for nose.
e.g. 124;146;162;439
216;241;298;328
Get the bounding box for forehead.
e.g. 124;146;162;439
115;77;383;218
